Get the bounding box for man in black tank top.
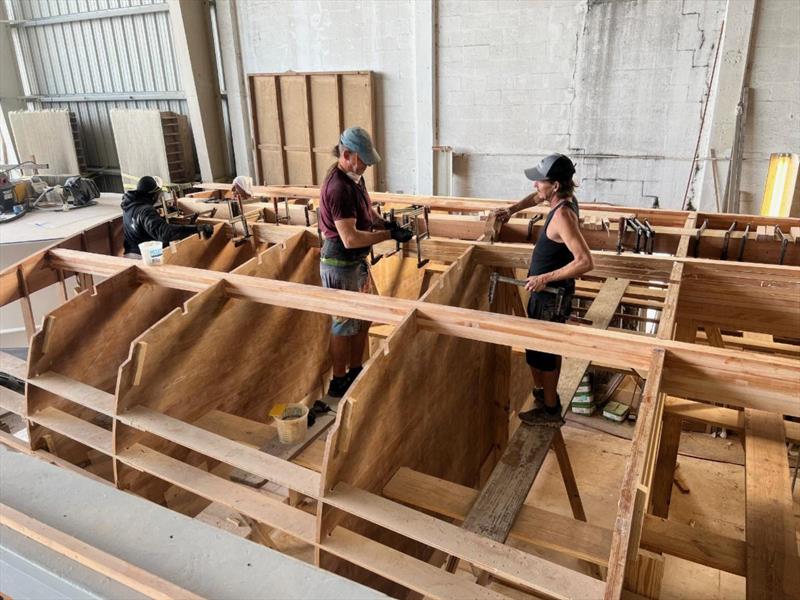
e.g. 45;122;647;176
494;154;594;426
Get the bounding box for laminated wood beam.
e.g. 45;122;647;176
116;406;320;497
0;503;203;600
323;481;606;599
664;397;800;443
743;409;800;599
605;349;665;600
639;515;746;577
198;183;800;228
46;249;800;415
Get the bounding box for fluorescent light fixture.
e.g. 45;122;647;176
760;153;799;217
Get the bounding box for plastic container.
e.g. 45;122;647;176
274;403;308;444
138;241;164;266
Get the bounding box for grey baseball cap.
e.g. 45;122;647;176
340;127;381;165
524;154;575;181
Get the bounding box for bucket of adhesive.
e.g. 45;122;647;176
138;241;164;266
273;403;308;444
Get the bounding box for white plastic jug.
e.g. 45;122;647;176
138;241;163;266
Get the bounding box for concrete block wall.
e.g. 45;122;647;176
739;0;800;214
235;0;418;193
232;0;799;211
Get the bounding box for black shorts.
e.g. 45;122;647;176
525;290;573;371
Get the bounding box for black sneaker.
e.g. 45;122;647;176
533;387;545;410
346;366;363;385
313;400;331;414
327;375;351;398
519;400;564;427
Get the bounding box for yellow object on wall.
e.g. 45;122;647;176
760;153;799;217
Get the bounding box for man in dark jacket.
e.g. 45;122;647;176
122;176;212;256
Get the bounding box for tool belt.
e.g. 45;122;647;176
320;256;364;268
320;237;369;267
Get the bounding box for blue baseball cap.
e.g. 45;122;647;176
340;127;381;166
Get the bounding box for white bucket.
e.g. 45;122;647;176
138;241;164;266
274;404;309;445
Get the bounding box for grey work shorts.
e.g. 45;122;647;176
320;259;371;336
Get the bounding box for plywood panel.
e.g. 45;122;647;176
310;74;341;183
9;110;81;175
249;71;377;190
341;73;376;191
110;109;171;183
318;249;507;595
250;75;286;184
280;75;314;185
113;232;328;497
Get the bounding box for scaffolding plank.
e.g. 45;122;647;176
461;278;629;545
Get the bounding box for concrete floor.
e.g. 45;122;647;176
0;445;385;600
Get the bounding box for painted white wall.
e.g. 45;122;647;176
231;0;799;211
236;0;417;193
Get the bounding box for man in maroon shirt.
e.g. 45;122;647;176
319;127;412;397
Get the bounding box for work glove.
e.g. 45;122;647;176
199;224;214;239
382;219;399;231
390;227;413;243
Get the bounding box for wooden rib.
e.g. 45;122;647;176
743;409;800;600
117;443;315;542
116;406;320;497
324;481;605;599
29;407;112;455
29;371;115;416
0;503;203;600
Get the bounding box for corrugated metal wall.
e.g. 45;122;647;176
5;0;189;190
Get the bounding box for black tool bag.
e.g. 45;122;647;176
63;176;100;207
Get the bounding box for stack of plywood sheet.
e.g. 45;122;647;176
110;109;195;187
8;109;86;175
